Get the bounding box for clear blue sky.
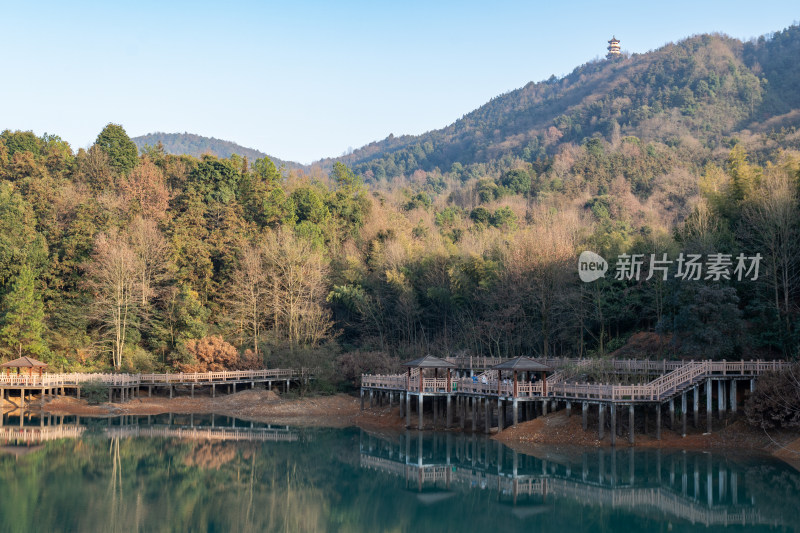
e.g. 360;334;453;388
1;1;797;164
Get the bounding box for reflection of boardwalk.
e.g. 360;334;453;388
0;418;300;444
359;431;789;529
0;425;86;444
105;425;299;442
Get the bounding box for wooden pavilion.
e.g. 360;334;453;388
1;356;47;378
402;355;456;393
492;357;552;397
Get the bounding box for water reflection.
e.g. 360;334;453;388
0;410;798;532
360;431;796;529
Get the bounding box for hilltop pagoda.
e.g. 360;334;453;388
607;36;621;59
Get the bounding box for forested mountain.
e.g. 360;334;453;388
321;25;800;182
0;25;798;383
132;132;302;170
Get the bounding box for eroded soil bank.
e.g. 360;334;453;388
10;391;799;468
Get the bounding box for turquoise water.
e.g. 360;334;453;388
0;413;797;532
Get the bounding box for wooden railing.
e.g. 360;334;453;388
362;359;793;402
0;368;303;388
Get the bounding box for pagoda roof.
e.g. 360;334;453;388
492;356;552;372
0;356;48;368
401;355;456;369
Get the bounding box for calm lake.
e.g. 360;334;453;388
0;412;798;532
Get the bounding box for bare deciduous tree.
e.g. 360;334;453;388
84;229;140;369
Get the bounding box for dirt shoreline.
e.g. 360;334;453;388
13;391;800;464
22;390;405;430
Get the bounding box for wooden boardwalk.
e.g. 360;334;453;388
361;358;792;442
0;368;306;406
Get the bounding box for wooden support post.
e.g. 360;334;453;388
542;399;548;416
497;399;504;431
718;380;726;419
512;398;518;427
730;380;737;414
169;385;173;399
191;384;194;398
629;405;635;445
566;401;572;418
369;389;374;408
486;398;492;434
706;379;712;433
471;397;477;432
693;386;699;428
108;388;113;403
669;398;675;429
405;393;411;428
360;389;364;411
750;379;755;393
446;394;452;428
233;382;237;394
681;392;687;437
582;402;588;431
418;394;423;430
656;404;661;441
599;404;605;440
212;384;216;398
610;404;617;446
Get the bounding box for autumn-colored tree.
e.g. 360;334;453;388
120;158;171;221
179;335;238;372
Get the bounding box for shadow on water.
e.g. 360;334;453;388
0;411;798;532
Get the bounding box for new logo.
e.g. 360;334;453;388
578;251;608;282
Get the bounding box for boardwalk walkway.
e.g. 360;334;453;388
0;368;306;405
361;358;792;442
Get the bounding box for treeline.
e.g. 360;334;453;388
0;121;798;379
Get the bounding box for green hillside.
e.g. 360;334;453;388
322;26;800;181
132;132;302;170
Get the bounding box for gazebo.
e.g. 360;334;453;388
402;355;456;393
492;356;552;397
0;356;48;378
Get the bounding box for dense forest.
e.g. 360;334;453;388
1;27;799;385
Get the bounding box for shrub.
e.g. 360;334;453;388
80;381;108;405
745;364;800;429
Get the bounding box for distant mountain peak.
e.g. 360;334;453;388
131;132;302;170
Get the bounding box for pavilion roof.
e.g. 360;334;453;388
0;356;48;368
401;355;456;369
492;357;552;372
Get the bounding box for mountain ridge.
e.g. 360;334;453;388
131;132;303;170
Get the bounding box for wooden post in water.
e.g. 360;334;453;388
446;394;452;428
718;380;725;419
669;398;675;430
418;394;423;430
681;392;687;437
512;398;518;427
706;379;712;433
470;397;476;432
599;404;605;440
582;402;588;431
405;393;411;428
485;398;492;434
656;404;661;440
693;386;699;428
610;403;616;446
730;380;737;414
628;405;635;445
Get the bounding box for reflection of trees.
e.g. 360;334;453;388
2;429;799;532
